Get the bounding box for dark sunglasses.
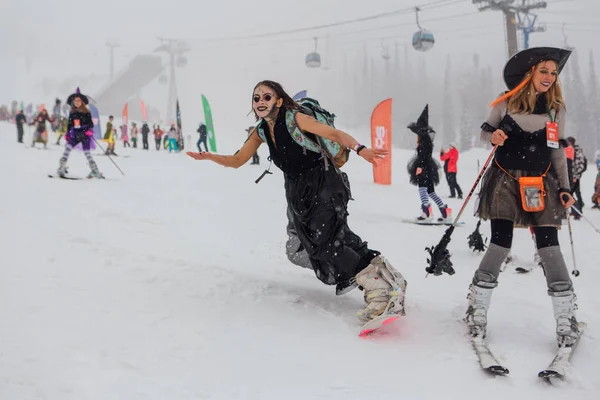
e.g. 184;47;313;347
253;94;273;103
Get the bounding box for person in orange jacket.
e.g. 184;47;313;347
440;142;463;199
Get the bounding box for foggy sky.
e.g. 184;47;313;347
1;0;599;132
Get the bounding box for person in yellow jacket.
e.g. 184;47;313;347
55;116;68;145
102;115;116;155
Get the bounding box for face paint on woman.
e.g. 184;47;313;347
253;86;280;120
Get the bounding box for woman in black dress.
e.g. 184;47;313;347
187;80;407;324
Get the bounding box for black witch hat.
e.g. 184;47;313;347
66;87;89;106
407;104;435;136
503;47;571;90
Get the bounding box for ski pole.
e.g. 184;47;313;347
565;207;579;277
451;145;498;226
92;137;125;176
570;206;600;235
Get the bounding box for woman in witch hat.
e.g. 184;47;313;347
465;47;580;347
56;88;104;178
407;105;450;222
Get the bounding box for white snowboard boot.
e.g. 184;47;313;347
550;290;580;347
355;255;407;323
465;282;495;338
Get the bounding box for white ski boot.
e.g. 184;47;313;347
465;282;495;338
550;290;580;347
355;255;407;323
87;161;105;179
57;159;68;177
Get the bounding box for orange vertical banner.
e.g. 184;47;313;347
371;98;392;185
122;103;129;126
140;100;147;121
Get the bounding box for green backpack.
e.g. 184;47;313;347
256;98;350;168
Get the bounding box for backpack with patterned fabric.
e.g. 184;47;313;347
256;98;350;168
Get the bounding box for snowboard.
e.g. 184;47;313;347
401;218;465;226
358;314;402;337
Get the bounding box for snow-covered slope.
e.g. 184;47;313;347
1;122;598;399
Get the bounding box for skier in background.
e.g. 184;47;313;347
154;124;164;150
30;108;53;149
121;124;131;148
51;98;62;133
407;105;450;222
130;122;138;148
440;143;463;199
141;122;150;150
56;88;104;179
15;109;26;143
568;136;586;219
55;116;68;145
103;115;116;155
197;122;209;152
591;157;600;210
167;123;179;152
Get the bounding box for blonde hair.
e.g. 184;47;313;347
71;104;90;114
490;62;566;114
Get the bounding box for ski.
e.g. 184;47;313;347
538;322;586;385
470;328;509;375
48;174;83;180
97;153;131;158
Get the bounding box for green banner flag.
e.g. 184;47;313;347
202;95;216;152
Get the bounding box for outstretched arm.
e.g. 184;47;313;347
186;130;262;168
294;113;388;165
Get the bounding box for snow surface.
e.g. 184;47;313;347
1;122;599;400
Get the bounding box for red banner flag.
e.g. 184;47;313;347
122;103;129;126
140;100;147;121
371;98;392;185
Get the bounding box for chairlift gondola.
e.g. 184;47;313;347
412;7;435;52
177;55;188;67
305;37;321;68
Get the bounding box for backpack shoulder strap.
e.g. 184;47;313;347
285;109;321;153
255;119;267;142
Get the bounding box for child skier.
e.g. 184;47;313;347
56;88;104;179
407;105;450;222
